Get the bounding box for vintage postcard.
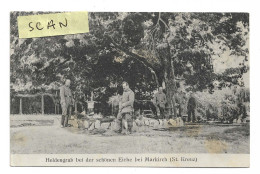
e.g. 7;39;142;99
10;11;250;167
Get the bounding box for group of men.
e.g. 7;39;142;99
153;87;197;123
59;79;135;134
59;79;197;133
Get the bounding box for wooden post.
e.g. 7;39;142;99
41;95;44;115
19;98;23;115
91;91;93;101
112;99;114;116
75;102;77;113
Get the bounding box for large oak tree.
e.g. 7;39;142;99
10;12;249;113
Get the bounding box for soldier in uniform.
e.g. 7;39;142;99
187;92;197;123
116;81;135;134
153;87;167;119
60;79;74;128
175;89;186;118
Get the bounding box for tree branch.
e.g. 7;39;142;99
105;35;159;87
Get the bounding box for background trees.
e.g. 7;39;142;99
10;12;249;115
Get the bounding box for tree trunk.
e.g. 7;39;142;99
164;68;177;117
158;43;177;118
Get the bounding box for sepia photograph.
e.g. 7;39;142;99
10;11;250;167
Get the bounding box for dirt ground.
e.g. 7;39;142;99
10;115;250;154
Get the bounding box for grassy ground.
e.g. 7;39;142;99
10;115;250;154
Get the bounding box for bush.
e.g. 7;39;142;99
194;87;249;122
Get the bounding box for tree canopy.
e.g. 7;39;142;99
10;12;249;103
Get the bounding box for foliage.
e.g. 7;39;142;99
10;12;249;107
194;86;250;121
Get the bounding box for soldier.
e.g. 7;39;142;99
187;92;197;123
60;79;74;128
116;81;135;134
175;89;186;118
153;87;166;119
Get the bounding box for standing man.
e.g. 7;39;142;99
187;92;197;123
175;90;185;118
60;79;74;128
117;81;135;134
153;87;167;119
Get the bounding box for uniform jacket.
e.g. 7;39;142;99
60;85;73;106
121;88;135;113
154;91;166;108
187;96;196;110
175;92;186;104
